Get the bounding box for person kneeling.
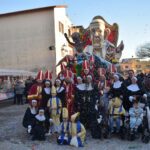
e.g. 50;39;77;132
57;107;70;145
22;100;38;134
32;109;46;141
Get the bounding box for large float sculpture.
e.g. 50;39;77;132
57;16;124;75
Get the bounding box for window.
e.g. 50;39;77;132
59;21;64;34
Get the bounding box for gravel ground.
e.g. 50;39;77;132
0;104;150;150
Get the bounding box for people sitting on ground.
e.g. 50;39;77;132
70;112;86;147
57;107;71;145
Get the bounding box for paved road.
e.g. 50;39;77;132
0;104;150;150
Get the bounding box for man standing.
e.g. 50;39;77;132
28;70;44;107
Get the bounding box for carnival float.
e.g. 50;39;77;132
57;16;124;76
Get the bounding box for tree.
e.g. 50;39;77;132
136;42;150;58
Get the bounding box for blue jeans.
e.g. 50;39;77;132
109;116;121;132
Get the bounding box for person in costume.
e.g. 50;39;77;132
31;109;46;141
96;69;106;96
84;75;99;128
28;70;44;107
81;60;93;83
74;76;85;113
124;70;135;87
55;79;66;107
41;70;52;109
108;97;126;133
69;112;86;147
124;76;146;110
89;55;96;74
64;70;75;119
47;86;62;133
90;99;105;139
57;107;71;145
22;100;38;134
25;76;34;103
109;74;125;99
57;63;67;82
129;100;143;133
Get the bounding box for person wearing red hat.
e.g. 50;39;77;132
81;60;93;83
89;55;96;74
57;63;66;82
28;70;44;107
64;70;75;119
107;64;117;74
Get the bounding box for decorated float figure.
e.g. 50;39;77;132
22;100;38;134
28;70;44;107
108;97;126;134
70;112;86;147
31;109;46;141
47;86;62;133
57;107;71;145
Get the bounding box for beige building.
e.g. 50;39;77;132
0;5;73;75
120;58;150;75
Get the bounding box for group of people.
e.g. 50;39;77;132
22;57;150;147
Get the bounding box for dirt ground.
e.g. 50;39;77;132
0;104;150;150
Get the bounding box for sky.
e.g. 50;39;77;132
0;0;150;59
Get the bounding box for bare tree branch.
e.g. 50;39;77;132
136;42;150;58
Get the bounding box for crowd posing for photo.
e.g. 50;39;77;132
22;58;150;147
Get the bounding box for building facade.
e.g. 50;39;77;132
0;5;73;74
120;58;150;75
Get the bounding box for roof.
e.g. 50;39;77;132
0;5;67;17
0;69;36;76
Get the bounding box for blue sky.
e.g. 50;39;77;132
0;0;150;58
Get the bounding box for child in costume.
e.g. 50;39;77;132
57;107;70;145
69;112;86;147
32;109;46;141
47;86;62;133
129;100;143;133
108;97;126;133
